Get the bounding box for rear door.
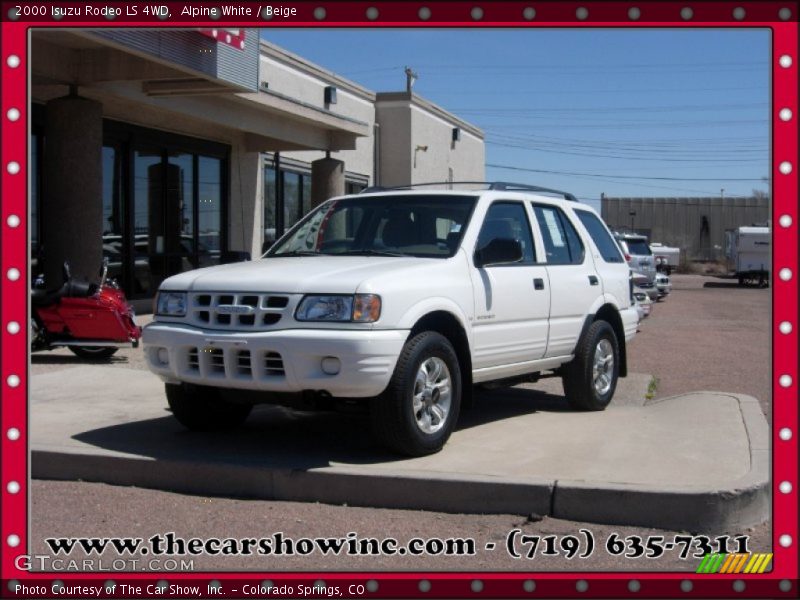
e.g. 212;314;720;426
530;203;603;358
573;208;631;308
469;201;550;368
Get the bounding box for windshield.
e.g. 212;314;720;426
268;195;477;258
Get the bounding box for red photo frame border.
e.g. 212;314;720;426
1;2;797;598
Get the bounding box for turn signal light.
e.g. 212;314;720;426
353;294;381;322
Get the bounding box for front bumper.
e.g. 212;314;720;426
142;323;408;398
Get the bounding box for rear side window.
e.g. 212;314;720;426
532;205;584;265
574;209;625;263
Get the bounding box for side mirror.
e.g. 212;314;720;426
474;238;523;268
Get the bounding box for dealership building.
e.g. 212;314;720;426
30;29;485;298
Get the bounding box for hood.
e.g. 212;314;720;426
159;256;436;294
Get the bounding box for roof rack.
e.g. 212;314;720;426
358;181;578;202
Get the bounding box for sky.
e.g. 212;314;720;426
260;28;770;210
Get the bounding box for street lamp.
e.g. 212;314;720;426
629;210;636;234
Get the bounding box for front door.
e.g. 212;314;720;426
470;201;551;369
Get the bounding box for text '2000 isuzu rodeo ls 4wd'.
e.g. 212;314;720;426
143;183;639;456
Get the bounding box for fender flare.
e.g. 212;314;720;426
396;297;472;343
573;294;628;377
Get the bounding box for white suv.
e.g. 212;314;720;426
144;183;639;456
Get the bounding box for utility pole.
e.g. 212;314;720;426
404;66;418;93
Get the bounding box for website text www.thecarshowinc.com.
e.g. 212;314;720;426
9;530;755;596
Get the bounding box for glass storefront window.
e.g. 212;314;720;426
264;166;277;248
198;155;222;267
32;114;227;299
167;151;195;255
283;171;302;231
102;145;124;284
302;173;311;217
133;149;164;294
264;166;310;250
31;133;39;273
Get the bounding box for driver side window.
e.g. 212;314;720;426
476;202;536;264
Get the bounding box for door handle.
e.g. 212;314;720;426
588;275;599;286
533;278;545;290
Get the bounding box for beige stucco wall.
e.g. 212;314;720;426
409;104;485;185
259;51;375;182
374;102;412;187
376;98;485;187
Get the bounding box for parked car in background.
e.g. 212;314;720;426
615;232;656;286
633;286;652;321
655;272;672;300
631;270;658;302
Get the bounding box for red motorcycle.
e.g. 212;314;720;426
32;260;141;360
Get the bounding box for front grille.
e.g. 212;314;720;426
236;350;252;376
187;293;291;330
187;348;199;372
209;348;225;374
265;352;285;376
182;346;286;380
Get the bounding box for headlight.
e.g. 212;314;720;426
295;294;381;322
156;291;187;316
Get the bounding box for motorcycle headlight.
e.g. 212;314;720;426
295;294;381;323
156;291;187;317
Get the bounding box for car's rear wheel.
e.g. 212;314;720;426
166;383;252;431
370;331;461;456
562;320;619;411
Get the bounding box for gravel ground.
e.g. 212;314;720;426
30;274;773;573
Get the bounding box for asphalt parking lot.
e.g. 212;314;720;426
30;274;772;571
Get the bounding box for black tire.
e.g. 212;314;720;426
68;346;118;360
166;383;253;431
370;331;461;456
562;320;619;411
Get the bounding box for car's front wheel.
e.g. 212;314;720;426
166;383;253;431
370;331;461;456
68;346;118;360
562;320;619;411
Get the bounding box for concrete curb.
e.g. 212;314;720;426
553;392;769;532
32;392;769;533
32;452;555;518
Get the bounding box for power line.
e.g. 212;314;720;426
485;141;767;162
487;134;766;155
452;103;767;113
415;85;758;96
486;162;767;182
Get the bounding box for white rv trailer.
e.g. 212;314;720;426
725;226;770;286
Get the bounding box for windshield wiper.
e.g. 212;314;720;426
270;250;321;257
337;249;409;257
